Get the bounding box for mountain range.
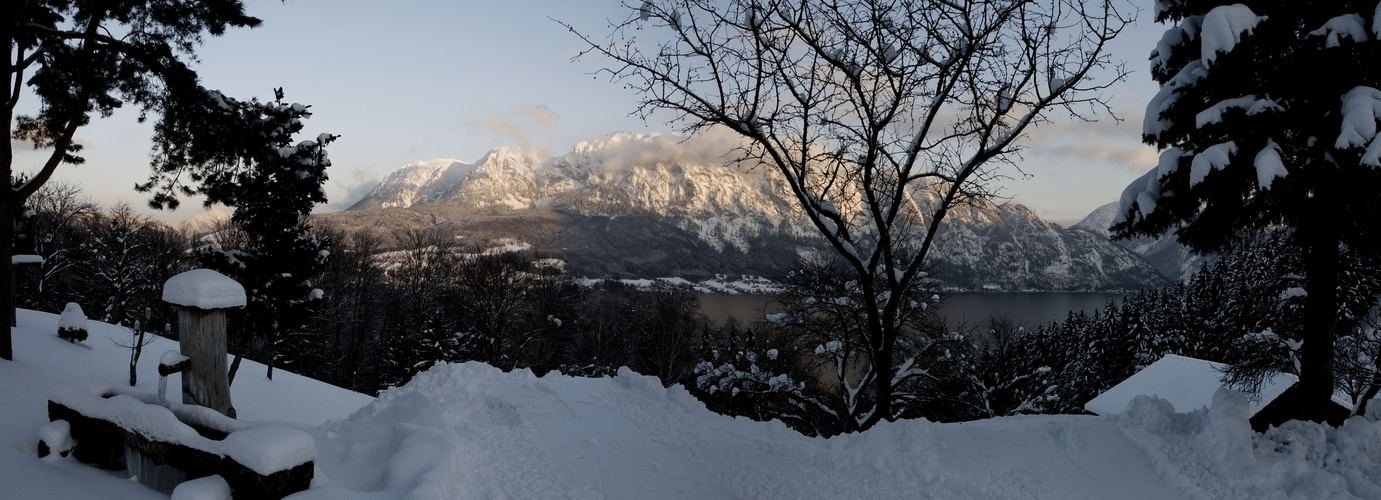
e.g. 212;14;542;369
320;132;1171;291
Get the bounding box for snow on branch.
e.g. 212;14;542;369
1307;14;1370;48
1199;4;1264;65
1254;139;1288;189
1195;95;1283;129
1145;60;1208;138
1336;87;1381;169
1150;16;1202;76
1189;141;1238;187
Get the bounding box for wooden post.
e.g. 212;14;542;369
177;307;235;417
163;269;245;419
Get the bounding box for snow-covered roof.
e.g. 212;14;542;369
1085;354;1294;417
162;269;247;310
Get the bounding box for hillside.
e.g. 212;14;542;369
1073;202;1205;282
4;309;1380;499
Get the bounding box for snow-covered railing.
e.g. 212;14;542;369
41;384;313;499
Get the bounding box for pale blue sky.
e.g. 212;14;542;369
13;0;1168;224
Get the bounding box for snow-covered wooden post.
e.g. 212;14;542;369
162;269;245;418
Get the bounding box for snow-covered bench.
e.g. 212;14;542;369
41;384;314;499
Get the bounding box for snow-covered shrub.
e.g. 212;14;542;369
37;419;73;459
57;302;88;343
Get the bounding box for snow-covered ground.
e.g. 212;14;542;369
2;308;1379;499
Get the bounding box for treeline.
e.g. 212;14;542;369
955;231;1381;418
16;185;717;396
16;184;192;335
692;231;1381;434
289;225;709;393
21;186;1380;435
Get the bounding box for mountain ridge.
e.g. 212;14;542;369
327;133;1169;291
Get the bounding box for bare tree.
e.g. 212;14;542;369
565;0;1131;430
20;182;96;312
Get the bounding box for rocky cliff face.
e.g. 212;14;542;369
1072;202;1204;282
333;133;1168;291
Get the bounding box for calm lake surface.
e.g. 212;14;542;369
697;291;1125;328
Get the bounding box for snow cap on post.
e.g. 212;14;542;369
163;269;247;310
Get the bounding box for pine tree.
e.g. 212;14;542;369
1112;0;1381;423
149;88;335;381
4;0;263;360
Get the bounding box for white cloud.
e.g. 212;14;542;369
321;167;381;212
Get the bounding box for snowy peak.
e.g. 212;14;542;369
1071;202;1121;238
351;158;473;209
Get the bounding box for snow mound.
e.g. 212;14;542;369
1119;389;1381;499
171;475;231;500
5;309;1380;499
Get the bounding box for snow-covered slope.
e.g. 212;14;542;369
337;133;1166;290
931;201;1167;290
4;309;1381;499
1074;202;1204;282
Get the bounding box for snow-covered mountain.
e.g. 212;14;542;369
335;133;1167;291
352;158;476;209
1073;202;1204;282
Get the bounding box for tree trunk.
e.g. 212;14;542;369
1298;188;1341;423
870;323;894;428
2;167;13;361
1;0;14;360
178;307;235;418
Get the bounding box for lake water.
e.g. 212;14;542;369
697;291;1124;328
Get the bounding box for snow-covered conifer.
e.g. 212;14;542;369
1113;0;1381;424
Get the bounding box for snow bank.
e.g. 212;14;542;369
171;475;232;500
296;362;1195;499
8;308;1380;499
1119;389;1381;499
162;269;247;310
